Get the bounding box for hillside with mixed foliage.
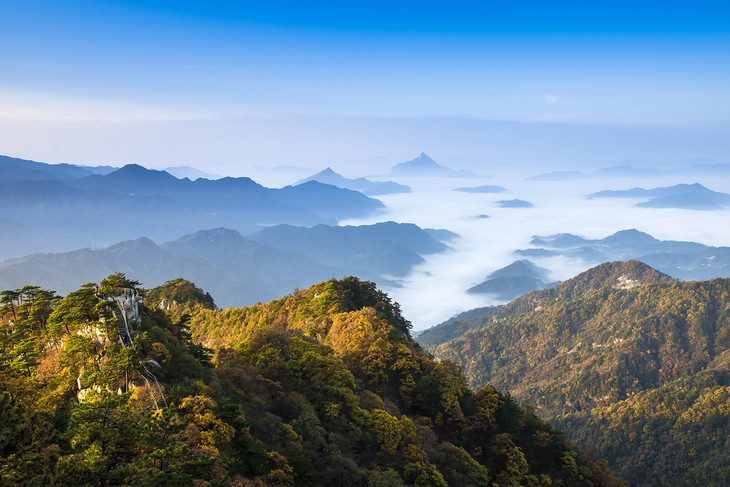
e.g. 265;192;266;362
419;260;675;348
1;274;623;486
427;261;730;486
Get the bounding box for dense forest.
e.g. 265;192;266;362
0;274;623;486
428;261;730;486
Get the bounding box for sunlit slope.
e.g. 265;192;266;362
144;276;626;486
429;262;730;486
419;260;675;348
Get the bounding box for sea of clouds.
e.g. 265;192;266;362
342;171;730;331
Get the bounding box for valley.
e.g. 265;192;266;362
2;153;730;486
3;3;728;485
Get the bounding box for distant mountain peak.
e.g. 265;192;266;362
104;163;179;182
588;182;730;210
390;153;476;177
107;236;160;253
115;163;155;175
603;228;657;244
406;152;439;167
488;259;548;280
296;167;410;196
162;165;223;180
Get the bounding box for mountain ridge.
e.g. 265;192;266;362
0;162;384;258
0;222;449;307
419;260;674;348
521;228;730;281
297;167;410;195
428;266;730;486
588;183;730;210
0;274;624;486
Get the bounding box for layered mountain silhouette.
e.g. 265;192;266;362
162;165;223;180
297;167;410;195
519;228;730;281
588;183;730;210
0;222;448;307
0;157;384;258
467;259;557;301
0;154;109;180
248;221;449;280
390;152;477;178
527;165;662;181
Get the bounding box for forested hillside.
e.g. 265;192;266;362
428;262;730;486
418;260;675;348
0;274;623;486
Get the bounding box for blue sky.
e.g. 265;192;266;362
1;1;729;169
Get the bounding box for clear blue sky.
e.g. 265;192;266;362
2;0;728;123
0;1;728;169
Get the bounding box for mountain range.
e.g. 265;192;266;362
162;165;223;180
420;259;674;348
587;183;730;210
527;164;730;181
517;228;730;281
297;167;410;195
0;222;448;308
0;154;113;180
420;260;730;486
0;156;384;259
467;259;558;301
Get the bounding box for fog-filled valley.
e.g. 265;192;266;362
3;150;730;486
3;2;730;485
342;164;730;329
2;152;730;331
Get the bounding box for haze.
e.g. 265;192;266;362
2;1;729;329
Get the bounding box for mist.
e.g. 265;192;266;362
1;117;728;184
342;171;730;331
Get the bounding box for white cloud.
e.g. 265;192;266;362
342;174;730;331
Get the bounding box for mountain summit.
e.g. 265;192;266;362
419;260;675;348
296;167;410;195
390;153;477;178
426;264;730;486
